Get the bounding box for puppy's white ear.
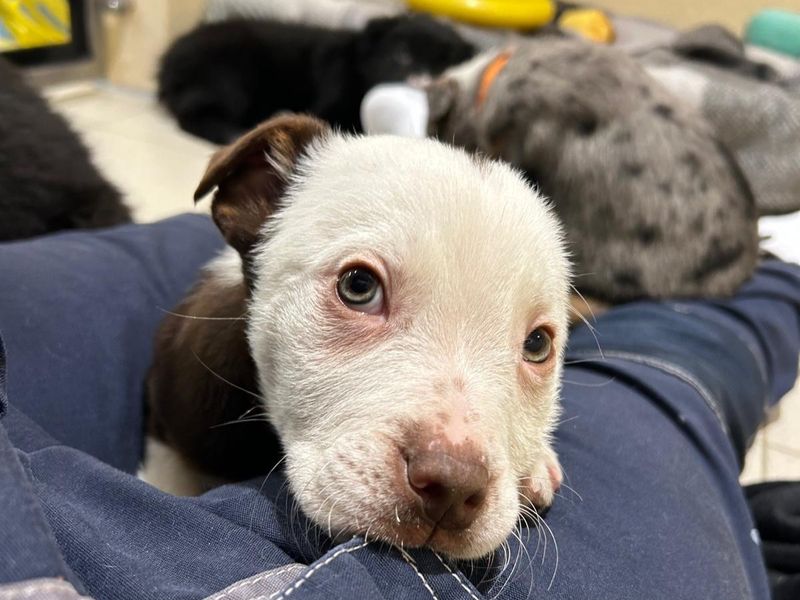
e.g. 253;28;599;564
194;114;330;257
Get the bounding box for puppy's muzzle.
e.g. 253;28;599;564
401;434;489;530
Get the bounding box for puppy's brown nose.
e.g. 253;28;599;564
406;449;489;530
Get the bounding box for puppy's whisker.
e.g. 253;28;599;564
556;481;583;502
527;505;547;566
555;414;580;426
527;502;560;591
208;402;271;427
492;506;528;597
264;455;287;481
190;349;265;401
568;284;605;357
496;539;510;586
210;416;271;429
569;285;597;322
494;541;515;596
552;490;578;505
288;453;344;549
568;302;598;332
561;376;616;388
308;492;338;548
245;456;287;531
497;531;519;596
326;498;340;537
518;505;544;571
247;473;272;534
478;552;511;600
563;358;606;366
237;404;264;420
491;526;525;600
544;522;560;590
244;456;287;538
309;479;344;537
555;464;582;503
512;524;536;600
157;307;246;321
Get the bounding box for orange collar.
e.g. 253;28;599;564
476;50;512;108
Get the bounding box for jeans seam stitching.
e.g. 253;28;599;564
566;350;729;434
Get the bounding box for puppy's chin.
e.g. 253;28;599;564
331;516;507;560
283;436;522;560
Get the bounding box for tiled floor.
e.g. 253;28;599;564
47;82;799;484
44;81;215;223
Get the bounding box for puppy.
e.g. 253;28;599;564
157;14;474;144
0;57;131;241
425;38;760;304
144;114;570;559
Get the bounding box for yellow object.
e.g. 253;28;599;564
0;0;71;52
557;8;615;44
408;0;555;29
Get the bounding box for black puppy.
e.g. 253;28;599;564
0;57;130;241
157;14;474;144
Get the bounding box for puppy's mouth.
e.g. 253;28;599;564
302;440;508;559
326;491;498;559
356;513;481;558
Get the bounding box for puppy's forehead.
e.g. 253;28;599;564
270;134;569;309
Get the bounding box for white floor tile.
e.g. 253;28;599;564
763;446;800;480
51;87;153;130
48;84;216;223
760;212;800;265
80;128;211;223
740;430;766;484
762;377;800;453
102;106;217;159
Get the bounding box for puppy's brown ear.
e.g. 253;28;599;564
194;114;330;257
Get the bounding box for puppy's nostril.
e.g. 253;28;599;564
464;491;485;509
411;480;446;500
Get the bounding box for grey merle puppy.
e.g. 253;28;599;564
426;37;759;303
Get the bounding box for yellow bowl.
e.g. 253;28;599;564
408;0;556;29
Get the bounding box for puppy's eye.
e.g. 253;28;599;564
523;328;552;363
337;267;384;314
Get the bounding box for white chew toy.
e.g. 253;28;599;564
360;83;430;138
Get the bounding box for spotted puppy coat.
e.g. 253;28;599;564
426;37;759;303
143;115;571;559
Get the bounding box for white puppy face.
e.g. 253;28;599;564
239;129;570;559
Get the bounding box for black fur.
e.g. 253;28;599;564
157;15;474;144
0;57;131;241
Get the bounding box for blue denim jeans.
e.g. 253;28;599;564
1;215;798;599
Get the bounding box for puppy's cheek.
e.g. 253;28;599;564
286;437;400;534
519;445;563;509
283;444;318;503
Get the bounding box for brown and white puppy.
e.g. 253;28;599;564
143;114;570;559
